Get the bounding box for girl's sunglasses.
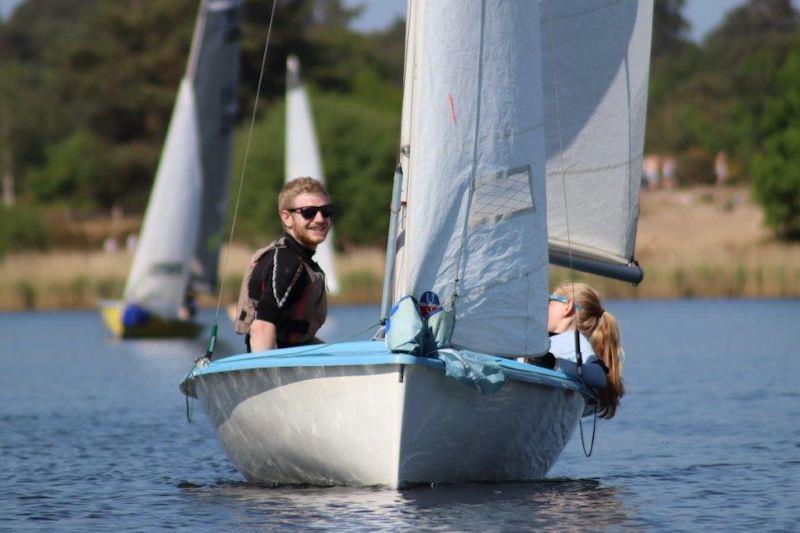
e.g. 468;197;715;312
287;204;334;220
548;293;583;311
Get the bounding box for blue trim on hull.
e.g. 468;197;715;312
185;340;591;396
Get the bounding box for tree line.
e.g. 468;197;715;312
650;0;800;237
0;0;799;254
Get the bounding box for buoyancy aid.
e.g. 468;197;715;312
233;237;327;346
549;331;607;390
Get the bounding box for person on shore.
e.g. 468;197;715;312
546;282;624;419
233;177;332;352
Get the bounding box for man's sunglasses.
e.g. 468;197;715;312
548;293;583;311
287;204;335;220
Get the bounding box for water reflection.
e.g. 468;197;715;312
181;479;640;530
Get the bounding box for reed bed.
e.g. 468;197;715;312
0;244;386;311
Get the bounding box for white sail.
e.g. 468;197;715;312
541;0;654;268
394;0;550;357
123;79;203;318
285;56;339;294
124;0;241;317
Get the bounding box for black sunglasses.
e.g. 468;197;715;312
287;204;334;220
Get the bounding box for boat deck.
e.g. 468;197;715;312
184;340;591;397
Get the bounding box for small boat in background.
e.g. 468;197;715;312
285;55;339;294
182;0;653;487
102;0;242;339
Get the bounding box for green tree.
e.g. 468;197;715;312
26;131;105;205
752;46;800;238
651;0;691;58
229;86;399;247
0;0;405;218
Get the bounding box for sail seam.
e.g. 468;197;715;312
540;0;627;24
544;154;643;177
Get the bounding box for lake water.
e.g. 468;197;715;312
1;300;798;531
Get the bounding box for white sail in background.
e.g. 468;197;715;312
285;55;339;294
394;0;550;357
123;80;203;318
541;0;654;268
124;0;241;317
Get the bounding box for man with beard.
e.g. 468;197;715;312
233;177;332;352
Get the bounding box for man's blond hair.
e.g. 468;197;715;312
278;177;330;212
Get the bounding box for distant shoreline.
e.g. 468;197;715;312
2;186;799;311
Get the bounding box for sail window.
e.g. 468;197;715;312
468;165;535;227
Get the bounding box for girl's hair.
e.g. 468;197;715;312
553;281;624;419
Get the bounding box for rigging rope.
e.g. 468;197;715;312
579;404;598;457
545;3;597;454
204;0;278;360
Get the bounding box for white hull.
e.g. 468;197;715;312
195;363;585;487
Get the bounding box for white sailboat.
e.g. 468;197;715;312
181;0;653;487
285;55;339;294
102;0;242;339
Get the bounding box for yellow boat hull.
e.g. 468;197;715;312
100;301;202;339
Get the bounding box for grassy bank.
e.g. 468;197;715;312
2;186;799;311
0;245;385;311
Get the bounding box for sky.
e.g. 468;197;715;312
1;0;800;41
343;0;798;41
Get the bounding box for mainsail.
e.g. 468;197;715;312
541;0;653;282
124;0;241;317
394;0;550;357
285;56;339;294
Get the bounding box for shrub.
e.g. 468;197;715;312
0;205;48;257
752;47;800;239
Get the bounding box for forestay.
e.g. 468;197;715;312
285;56;339;293
541;0;654;271
124;0;241;317
394;0;550;357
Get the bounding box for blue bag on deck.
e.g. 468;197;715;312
386;295;455;356
423;308;455;355
122;304;150;327
385;296;425;355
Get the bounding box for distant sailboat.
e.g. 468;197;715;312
182;0;653;486
101;0;241;339
285;55;339;293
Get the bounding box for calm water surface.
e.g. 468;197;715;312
1;300;799;531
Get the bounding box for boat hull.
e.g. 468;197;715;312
193;351;585;487
100;301;202;339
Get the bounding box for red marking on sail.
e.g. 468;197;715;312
448;94;457;125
